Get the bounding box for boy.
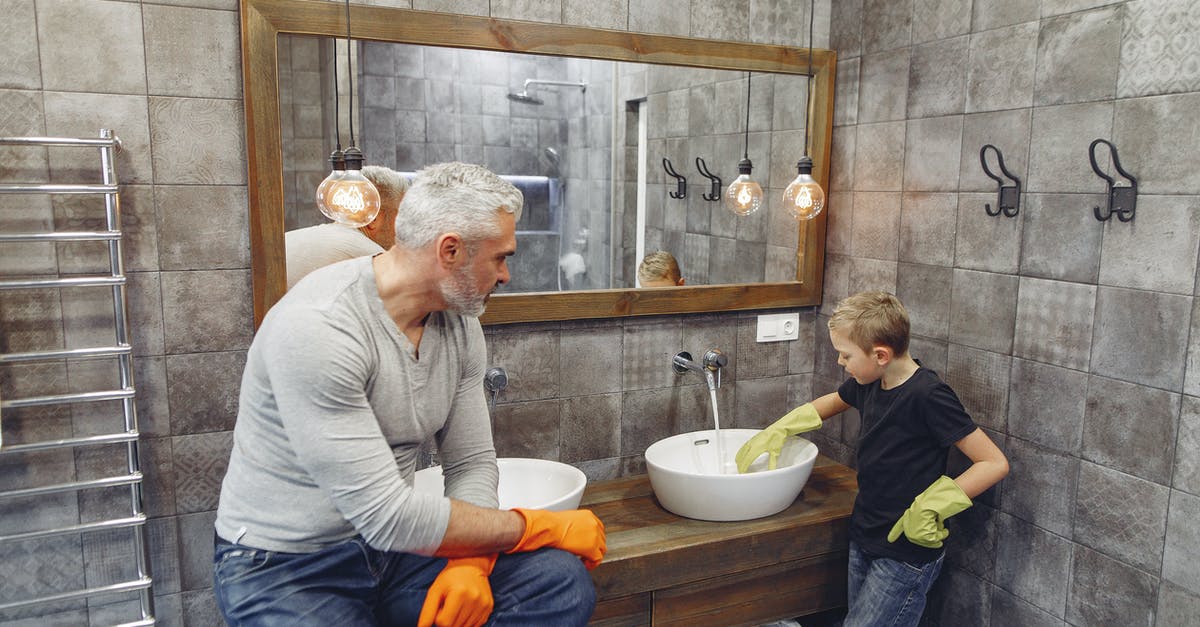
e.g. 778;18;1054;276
637;250;685;287
735;291;1008;626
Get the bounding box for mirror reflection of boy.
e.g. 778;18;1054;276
735;291;1009;626
637;250;685;287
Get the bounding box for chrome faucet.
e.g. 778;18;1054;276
672;349;727;391
484;367;508;412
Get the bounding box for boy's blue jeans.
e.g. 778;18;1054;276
843;540;944;627
213;534;596;626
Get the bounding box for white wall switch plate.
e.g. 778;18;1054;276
756;312;800;342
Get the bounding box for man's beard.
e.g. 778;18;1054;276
441;263;491;317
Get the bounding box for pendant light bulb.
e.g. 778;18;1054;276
724;158;764;216
317;147;380;227
782;156;826;220
315;149;347;220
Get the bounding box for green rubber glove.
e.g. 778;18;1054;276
735;403;822;473
887;476;972;548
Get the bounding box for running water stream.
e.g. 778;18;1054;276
705;371;734;474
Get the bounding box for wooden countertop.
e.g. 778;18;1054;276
582;455;858;603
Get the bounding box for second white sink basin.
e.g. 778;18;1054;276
645;428;818;522
414;457;587;511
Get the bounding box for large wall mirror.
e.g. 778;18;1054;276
242;0;835;326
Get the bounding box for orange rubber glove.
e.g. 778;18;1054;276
505;508;607;570
417;554;497;627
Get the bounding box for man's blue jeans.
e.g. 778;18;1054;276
213;535;596;626
843;540;944;627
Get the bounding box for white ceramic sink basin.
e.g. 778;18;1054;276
645;428;818;522
414;457;587;511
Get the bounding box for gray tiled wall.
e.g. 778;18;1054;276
826;0;1200;624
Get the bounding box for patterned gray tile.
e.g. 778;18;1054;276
1007;358;1087;455
972;0;1040;31
990;585;1068;627
856;51;910;124
786;314;817;376
1083;375;1180;484
1067;544;1159;626
52;185;157;274
0;288;65;354
0;0;40;90
82;517;180;597
966;23;1038;113
563;0;625;29
958;109;1032;194
862;0;912;53
165;350;245;435
1118;0;1200;98
154;185;250;272
830;0;864;57
177;510;217;592
849;192;901;260
732;375;793;430
1075;454;1166;571
559;393;619;463
1012;276;1095;371
897;262;953;341
949;268;1018;354
911;0;972;44
148;97;246;185
414;0;487;15
171;431;232;514
734;313;790;380
904;115;964;192
853;121;905;191
1027;102;1114;193
847;257;898;296
1019;193;1104;283
954;192;1021;274
42;92;153;186
1178;396;1200;495
1091;286;1190;392
690;0;750;42
994;512;1072;618
1099;195;1200;295
628;0;689;36
492;398;560;459
682;313;741;383
36;0;145;94
619;318;683;391
820;253;851;318
897;192;956;267
907;36;969;119
492;0;561;23
619;385;714;457
909;336;949;374
944;503;999;581
834;58;860;128
923;566;991;626
1113;92;1200;195
0;536;86;621
1157;580;1200;626
944;343;1011;432
143;5;241;99
1163;489;1200;594
160;270;253;354
181;587;222;626
1035;6;1123;106
1003;437;1078;537
558;321;622;396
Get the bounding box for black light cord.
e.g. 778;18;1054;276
345;0;355;146
331;38;341;150
802;0;814;154
743;72;751;160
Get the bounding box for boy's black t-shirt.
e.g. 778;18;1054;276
838;366;977;564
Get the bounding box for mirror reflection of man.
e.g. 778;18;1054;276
637;250;685;287
214;162;606;626
284;165;408;289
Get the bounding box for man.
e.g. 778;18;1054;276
214;162;606;626
284;165;408;289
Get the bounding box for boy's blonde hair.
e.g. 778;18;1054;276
827;291;910;356
637;250;681;285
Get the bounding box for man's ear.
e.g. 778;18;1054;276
436;233;466;267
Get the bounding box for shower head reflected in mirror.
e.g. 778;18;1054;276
507;78;587;106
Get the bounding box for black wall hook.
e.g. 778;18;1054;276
1089;139;1137;222
694;157;722;202
662;158;686;199
979;144;1021;217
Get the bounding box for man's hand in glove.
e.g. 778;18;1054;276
506;508;606;569
418;555;497;627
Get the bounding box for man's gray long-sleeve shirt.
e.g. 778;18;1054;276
215;256;498;555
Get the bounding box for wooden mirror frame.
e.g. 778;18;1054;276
241;0;835;326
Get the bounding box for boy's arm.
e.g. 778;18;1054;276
811;391;851;420
950;427;1010;498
